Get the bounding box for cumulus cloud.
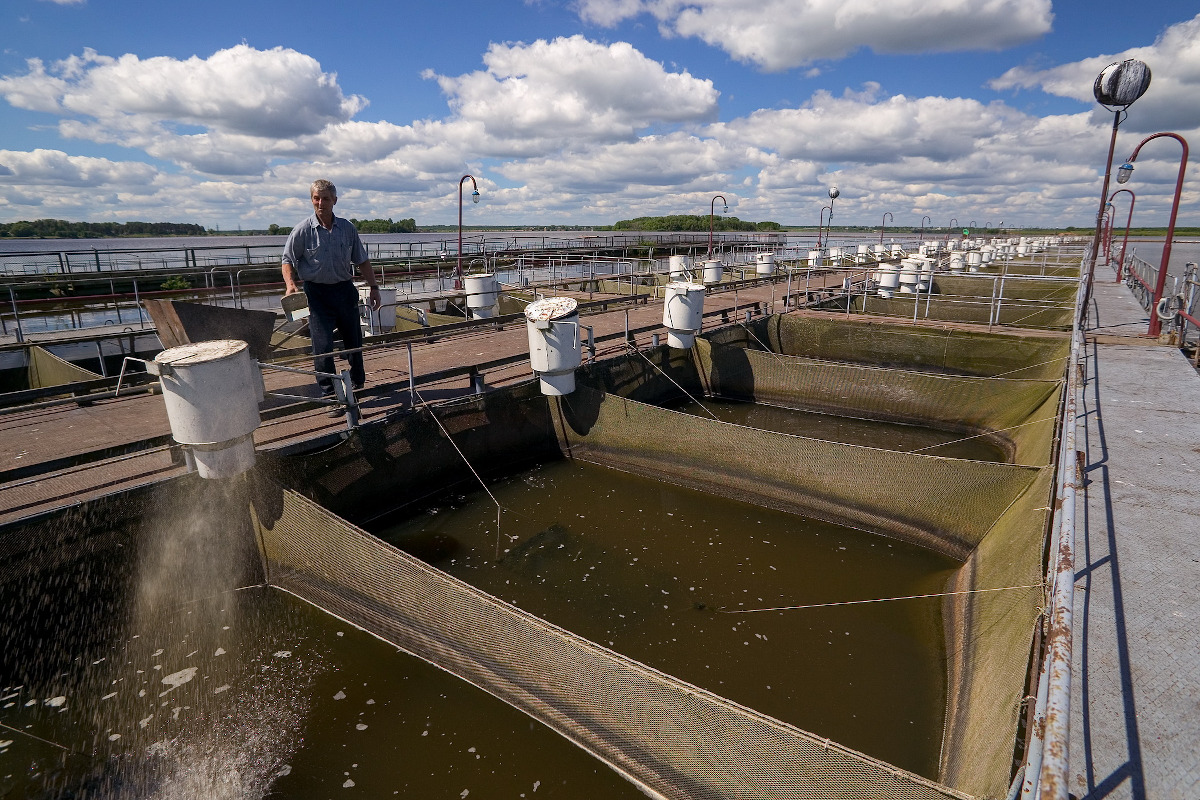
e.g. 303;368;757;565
576;0;1052;71
0;26;1192;229
425;35;719;146
0;148;157;187
0;45;367;174
990;13;1200;132
710;85;1025;164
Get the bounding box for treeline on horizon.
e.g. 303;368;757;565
0;219;207;238
0;217;421;239
613;215;781;232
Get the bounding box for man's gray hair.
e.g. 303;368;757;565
310;179;337;197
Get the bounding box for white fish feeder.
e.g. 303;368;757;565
946;239;960;252
828;247;843;264
807;250;826;268
890;243;905;258
949;253;965;274
966;251;983;273
877;263;901;298
153;339;264;480
663;281;706;349
980;245;996;265
897;259;921;294
915;256;935;291
359;284;397;334
872;244;888;260
464;274;500;319
702;259;723;285
525;297;580;396
669;254;692;280
856;245;871;264
756;252;776;275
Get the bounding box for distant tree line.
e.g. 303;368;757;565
613;215;781;232
0;219;207;238
351;218;417;233
265;218;417;236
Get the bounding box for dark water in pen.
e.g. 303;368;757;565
374;458;959;780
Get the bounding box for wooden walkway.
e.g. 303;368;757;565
0;276;834;525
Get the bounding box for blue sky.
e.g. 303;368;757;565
1;0;1197;230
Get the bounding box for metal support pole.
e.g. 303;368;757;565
95;340;108;377
9;287;24;343
407;342;416;406
133;280;145;328
584;325;596;362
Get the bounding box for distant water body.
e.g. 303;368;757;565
0;230;608;255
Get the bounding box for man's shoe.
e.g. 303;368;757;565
352;380;365;391
327;404;347;418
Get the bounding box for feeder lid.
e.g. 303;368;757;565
155;339;248;366
525;296;578;322
667;281;705;292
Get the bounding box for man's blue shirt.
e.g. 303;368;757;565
282;214;368;285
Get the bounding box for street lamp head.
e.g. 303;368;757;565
722;203;729;214
472;189;480;204
1116;162;1134;184
1093;59;1151;110
828;187;840;200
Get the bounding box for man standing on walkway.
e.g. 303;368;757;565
282;179;381;399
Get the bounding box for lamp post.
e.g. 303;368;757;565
457;174;480;288
709;194;728;256
919;215;931;242
1085;59;1152;293
817;186;839;249
945;218;958;242
1116;131;1190;336
1101;204;1115;262
1109;188;1136;282
879;212;893;245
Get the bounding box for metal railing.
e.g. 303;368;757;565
1018;258;1086;800
0;232;790;277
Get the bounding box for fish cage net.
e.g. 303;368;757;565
834;274;1077;330
253;484;972;800
734;313;1071;380
691;338;1061;466
255;312;1061;799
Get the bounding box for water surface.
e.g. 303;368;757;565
374;459;959;779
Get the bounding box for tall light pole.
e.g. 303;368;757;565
457;174;480;288
1085;60;1152;293
919;215;931;242
878;212;893;245
817;186;839;248
946;218;958;242
1109;188;1136;282
709;194;728;256
1101;204;1115;261
1116;131;1189;336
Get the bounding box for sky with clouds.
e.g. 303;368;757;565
0;0;1196;230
